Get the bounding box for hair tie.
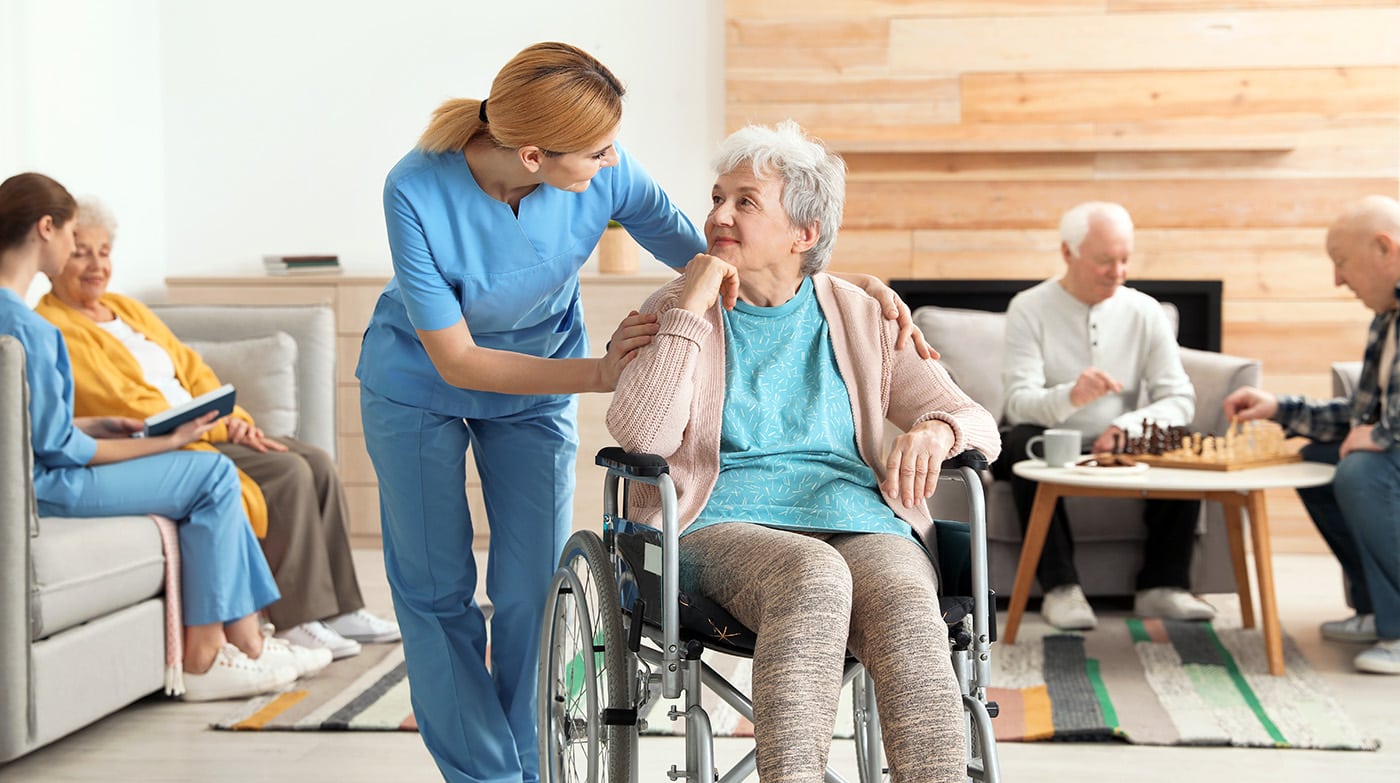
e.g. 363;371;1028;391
478;99;488;123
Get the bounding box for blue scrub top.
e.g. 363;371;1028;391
357;140;705;420
0;288;98;500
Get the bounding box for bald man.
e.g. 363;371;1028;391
1225;195;1400;675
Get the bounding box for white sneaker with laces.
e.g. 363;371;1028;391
325;609;402;643
1041;584;1097;631
1320;613;1378;643
258;635;334;678
1354;638;1400;674
277;620;363;660
181;644;297;702
1134;587;1216;621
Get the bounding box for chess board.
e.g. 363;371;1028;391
1134;452;1303;471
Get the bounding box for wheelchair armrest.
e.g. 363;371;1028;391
596;447;671;477
941;448;989;472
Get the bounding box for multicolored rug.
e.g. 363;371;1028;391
990;618;1377;750
212;643;415;731
213;618;1377;751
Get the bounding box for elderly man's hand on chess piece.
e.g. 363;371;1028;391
1223;386;1279;421
1069;367;1123;407
1091;424;1126;454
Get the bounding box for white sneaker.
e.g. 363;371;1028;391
257;634;333;678
277;620;363;660
1134;587;1216;621
1354;639;1400;674
181;644;296;702
1320;613;1378;643
1041;584;1097;631
325;609;402;643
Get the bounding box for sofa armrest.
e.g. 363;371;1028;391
148;305;336;456
1332;361;1362;399
1180;347;1262;435
0;335;35;760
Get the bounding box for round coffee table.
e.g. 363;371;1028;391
1006;458;1336;675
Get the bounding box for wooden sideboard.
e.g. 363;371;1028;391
165;272;673;546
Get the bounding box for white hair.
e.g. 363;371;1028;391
74;196;118;238
1059;201;1132;257
711;120;846;276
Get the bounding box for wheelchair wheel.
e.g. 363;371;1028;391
851;668;887;783
539;531;633;783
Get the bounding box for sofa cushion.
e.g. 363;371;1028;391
30;516;164;640
913;306;1009;421
185;332;299;437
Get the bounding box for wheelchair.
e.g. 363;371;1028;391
538;447;1002;783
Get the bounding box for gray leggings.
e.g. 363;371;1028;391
680;523;963;783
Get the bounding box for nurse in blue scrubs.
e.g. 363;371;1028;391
0;172;304;702
357;42;934;783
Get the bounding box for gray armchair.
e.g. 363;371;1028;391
1;304;334;763
913;305;1261;599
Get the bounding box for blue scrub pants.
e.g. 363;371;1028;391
36;450;279;626
1297;441;1400;639
361;387;576;783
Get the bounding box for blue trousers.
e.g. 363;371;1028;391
361;387;575;783
1297;441;1400;639
37;450;279;626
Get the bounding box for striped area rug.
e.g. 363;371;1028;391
992;618;1378;750
212;643;415;731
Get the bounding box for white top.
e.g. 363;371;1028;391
1012;459;1336;492
1002;278;1195;443
95;317;194;407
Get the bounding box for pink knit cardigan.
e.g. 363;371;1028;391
606;273;1002;536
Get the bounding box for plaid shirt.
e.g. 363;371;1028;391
1275;285;1400;448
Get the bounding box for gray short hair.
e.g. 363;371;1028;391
75;196;118;239
1059;201;1132;257
712;120;846;276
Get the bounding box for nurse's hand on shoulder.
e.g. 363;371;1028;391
677;254;739;315
829;272;939;360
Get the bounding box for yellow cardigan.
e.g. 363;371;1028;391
35;292;269;538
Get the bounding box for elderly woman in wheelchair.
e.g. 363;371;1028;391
590;121;1002;783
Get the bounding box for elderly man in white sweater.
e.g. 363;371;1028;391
991;201;1216;630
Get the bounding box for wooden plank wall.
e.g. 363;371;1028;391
725;1;1400;551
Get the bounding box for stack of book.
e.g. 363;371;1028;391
263;254;341;276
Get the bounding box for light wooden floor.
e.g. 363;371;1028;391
2;550;1397;783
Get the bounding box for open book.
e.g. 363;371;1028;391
142;384;237;438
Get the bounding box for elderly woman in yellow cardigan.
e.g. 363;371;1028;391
37;197;399;659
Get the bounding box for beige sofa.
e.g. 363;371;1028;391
912;304;1261;599
1;304;335;763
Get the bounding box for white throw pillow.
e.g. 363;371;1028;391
184;332;299;438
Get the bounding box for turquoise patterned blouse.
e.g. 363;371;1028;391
688;276;916;543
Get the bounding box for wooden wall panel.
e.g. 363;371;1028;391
961;68;1400;124
890;10;1400;73
725;1;1400;552
843;179;1391;230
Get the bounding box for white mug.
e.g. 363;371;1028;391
1026;428;1083;468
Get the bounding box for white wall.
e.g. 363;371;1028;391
2;0;724;300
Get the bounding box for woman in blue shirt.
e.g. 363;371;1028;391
357;42;933;783
0;172;325;702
